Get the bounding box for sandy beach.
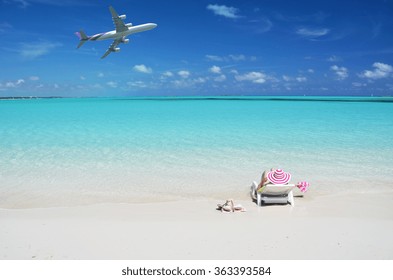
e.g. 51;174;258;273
1;191;392;260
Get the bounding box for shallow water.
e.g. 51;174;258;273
1;96;393;208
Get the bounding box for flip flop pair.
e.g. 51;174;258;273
217;199;246;213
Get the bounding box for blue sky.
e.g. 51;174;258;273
1;0;393;97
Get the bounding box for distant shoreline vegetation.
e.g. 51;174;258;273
1;96;393;103
0;96;62;100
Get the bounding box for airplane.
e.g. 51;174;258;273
75;6;157;59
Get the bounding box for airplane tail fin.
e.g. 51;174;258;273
75;30;89;48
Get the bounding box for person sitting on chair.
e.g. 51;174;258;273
257;168;292;191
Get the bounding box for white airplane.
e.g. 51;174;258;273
75;6;157;59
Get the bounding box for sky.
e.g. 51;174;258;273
1;0;393;97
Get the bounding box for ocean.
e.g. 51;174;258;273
1;96;393;208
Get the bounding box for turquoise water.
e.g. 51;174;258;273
1;97;393;208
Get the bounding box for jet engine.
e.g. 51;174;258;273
119;15;126;20
113;47;120;52
125;23;133;27
121;38;130;44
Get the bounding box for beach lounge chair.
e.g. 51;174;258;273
251;181;295;206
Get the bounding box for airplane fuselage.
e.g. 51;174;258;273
89;23;157;41
75;5;157;58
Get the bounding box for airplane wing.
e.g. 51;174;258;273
109;6;128;33
101;38;121;59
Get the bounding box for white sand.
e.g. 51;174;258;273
1;192;393;260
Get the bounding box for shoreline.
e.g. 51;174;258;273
1;192;392;260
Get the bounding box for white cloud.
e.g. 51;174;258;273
360;62;393;79
193;77;206;84
214;74;226;82
133;64;152;74
171;79;196;88
248;18;273;34
205;54;251;62
352;82;367;87
4;79;25;88
327;55;341;62
91;83;102;89
16;79;24;85
330;65;349;80
172;80;185;88
127;81;148;88
170;75;209;89
106;81;118;88
235;71;267;84
162;71;174;77
178;70;190;79
209;65;221;74
160;71;174;81
207;4;240;19
80;76;86;80
205;55;224;62
29;76;39;81
283;75;307;82
98;72;104;78
19;41;61;59
296;27;330;37
228;54;246;61
307;69;314;73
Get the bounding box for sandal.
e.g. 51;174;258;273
232;203;247;212
217;199;233;212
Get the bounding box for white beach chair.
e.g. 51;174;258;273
251;181;295;206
